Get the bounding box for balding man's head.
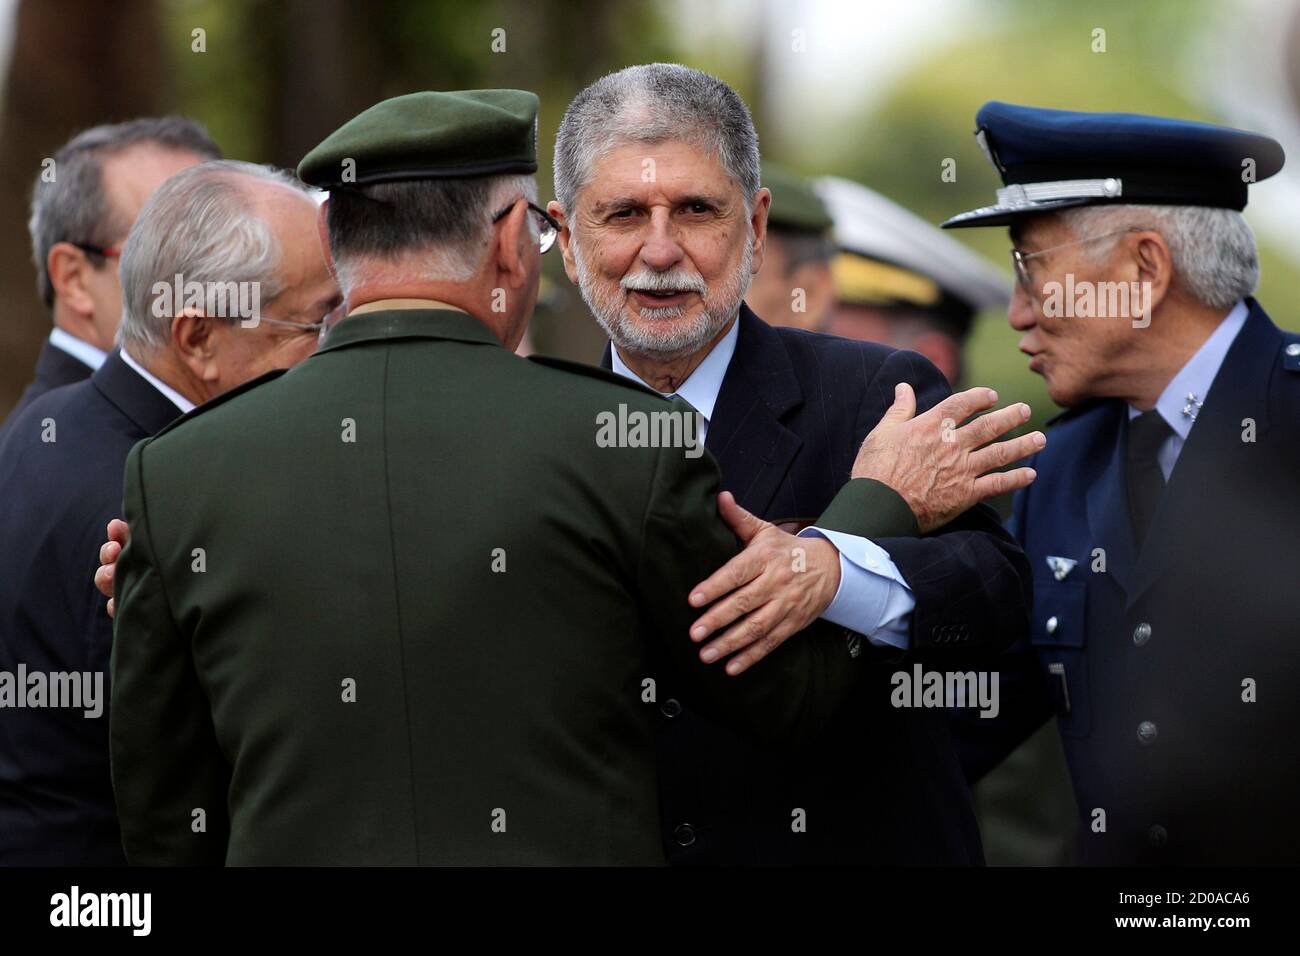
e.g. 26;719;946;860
118;160;340;402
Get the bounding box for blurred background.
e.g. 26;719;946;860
1;0;1298;863
2;0;1299;422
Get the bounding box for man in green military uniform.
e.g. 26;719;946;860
107;90;926;865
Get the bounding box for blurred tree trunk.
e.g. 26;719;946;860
0;0;167;416
264;0;387;170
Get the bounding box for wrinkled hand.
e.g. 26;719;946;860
853;384;1043;533
686;491;841;676
94;518;130;619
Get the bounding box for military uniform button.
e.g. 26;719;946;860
1045;615;1059;635
1287;343;1300;357
1148;824;1168;847
673;823;696;847
1132;622;1152;646
660;698;682;718
1138;720;1158;744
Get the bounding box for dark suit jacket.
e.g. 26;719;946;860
2;339;95;433
108;308;917;866
0;350;179;865
603;304;1032;864
953;299;1300;864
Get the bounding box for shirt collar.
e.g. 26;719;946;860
609;318;739;426
119;347;196;414
48;328;107;371
1127;299;1249;437
348;297;467;316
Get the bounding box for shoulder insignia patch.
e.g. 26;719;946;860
526;354;666;399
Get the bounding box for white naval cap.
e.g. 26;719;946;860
813;175;1011;315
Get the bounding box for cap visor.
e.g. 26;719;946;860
941;197;1092;229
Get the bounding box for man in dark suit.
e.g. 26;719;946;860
550;64;1037;863
0;159;333;864
3;117;219;428
108;91;954;866
944;103;1300;864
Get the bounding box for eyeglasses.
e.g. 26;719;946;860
1010;228;1139;292
257;302;347;345
491;199;560;253
68;241;122;261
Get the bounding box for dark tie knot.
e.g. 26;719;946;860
1128;410;1172;461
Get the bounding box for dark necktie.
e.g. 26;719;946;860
1126;410;1172;550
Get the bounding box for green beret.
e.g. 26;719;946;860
762;161;833;233
297;89;539;189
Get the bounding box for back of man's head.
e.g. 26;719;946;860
117;160;311;355
324;173;537;295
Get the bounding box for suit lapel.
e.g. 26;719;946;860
599;307;804;516
1084;404;1137;595
700;307;803;515
1126;300;1279;607
91;350;184;438
35;340;94;390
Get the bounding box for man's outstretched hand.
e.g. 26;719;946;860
94;518;130;618
686;491;841;676
853;384;1043;533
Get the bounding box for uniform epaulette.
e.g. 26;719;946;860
150;367;288;441
1044;398;1108;428
526;354;667;400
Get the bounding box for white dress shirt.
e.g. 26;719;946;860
48;328;108;372
1126;299;1249;480
610;318;914;648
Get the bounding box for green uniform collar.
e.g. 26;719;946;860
316;308;502;354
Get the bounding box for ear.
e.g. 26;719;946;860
47;242;97;319
1131;230;1174;312
316;200;337;280
548;200;580;285
494;199;530;291
749;187;772;277
171;309;221;382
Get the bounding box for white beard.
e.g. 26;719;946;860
572;233;753;361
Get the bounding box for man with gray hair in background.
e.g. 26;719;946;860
549;63;1038;865
2;117;220;427
0;159;334;865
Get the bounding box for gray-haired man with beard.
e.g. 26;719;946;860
549;63;1039;864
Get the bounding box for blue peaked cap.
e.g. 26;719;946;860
942;101;1285;229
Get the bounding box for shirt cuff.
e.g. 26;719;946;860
798;526;915;649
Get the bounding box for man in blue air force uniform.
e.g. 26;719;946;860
946;102;1300;864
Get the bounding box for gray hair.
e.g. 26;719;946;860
28;116;221;309
553;63;760;215
1060;204;1259;310
325;173;536;293
117;160;311;354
